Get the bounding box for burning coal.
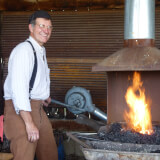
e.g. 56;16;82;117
98;123;160;145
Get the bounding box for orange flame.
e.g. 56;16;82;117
124;72;153;135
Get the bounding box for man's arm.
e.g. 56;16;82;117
20;111;39;142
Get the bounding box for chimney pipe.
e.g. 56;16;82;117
124;0;155;40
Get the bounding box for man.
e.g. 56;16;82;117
3;10;58;160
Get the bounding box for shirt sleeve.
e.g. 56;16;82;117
9;43;34;114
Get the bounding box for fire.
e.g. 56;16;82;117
124;72;153;135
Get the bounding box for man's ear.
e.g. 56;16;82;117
28;24;33;33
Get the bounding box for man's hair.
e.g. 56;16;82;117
29;10;52;25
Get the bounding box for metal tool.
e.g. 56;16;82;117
51;86;107;121
66;132;92;149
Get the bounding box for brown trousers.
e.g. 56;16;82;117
4;100;58;160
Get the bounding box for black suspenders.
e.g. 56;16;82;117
27;41;38;93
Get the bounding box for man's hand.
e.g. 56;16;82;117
20;111;39;142
42;97;51;107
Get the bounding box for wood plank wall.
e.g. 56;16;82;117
1;10;160;118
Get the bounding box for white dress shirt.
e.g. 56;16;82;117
4;36;50;114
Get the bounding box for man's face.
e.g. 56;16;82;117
29;18;52;46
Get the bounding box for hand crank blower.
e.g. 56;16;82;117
51;86;107;121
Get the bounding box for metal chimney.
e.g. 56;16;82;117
125;0;155;40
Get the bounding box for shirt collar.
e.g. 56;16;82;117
27;36;45;53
